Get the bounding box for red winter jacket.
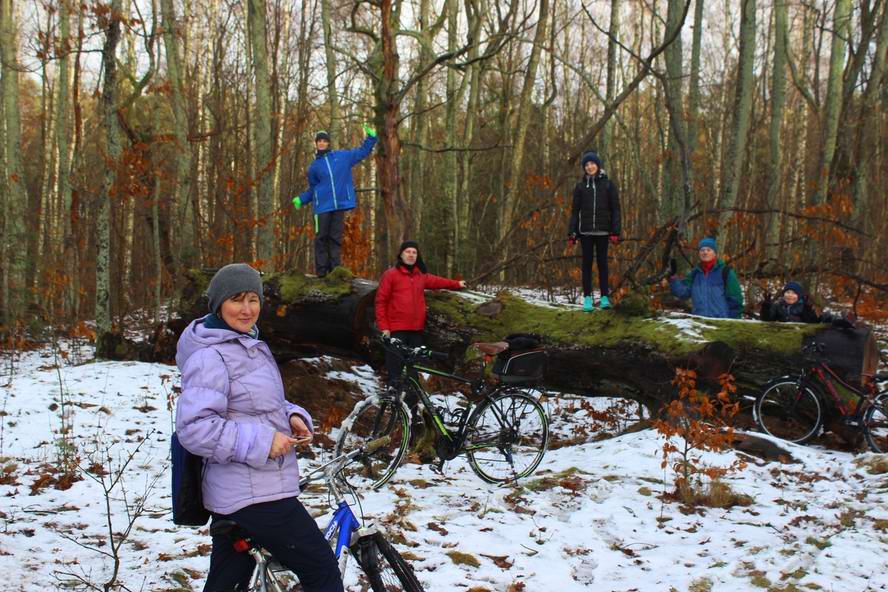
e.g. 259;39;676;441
375;265;463;332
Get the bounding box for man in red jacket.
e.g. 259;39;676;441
375;240;465;389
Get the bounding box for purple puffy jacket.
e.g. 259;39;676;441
175;316;312;515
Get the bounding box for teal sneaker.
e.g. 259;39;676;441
583;295;594;312
599;295;611;309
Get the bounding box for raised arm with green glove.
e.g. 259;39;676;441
362;123;377;138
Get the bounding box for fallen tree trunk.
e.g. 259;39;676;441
143;267;853;414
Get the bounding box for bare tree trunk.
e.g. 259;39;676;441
765;0;788;256
443;0;459;275
815;0;851;204
499;0;549;264
0;0;28;326
320;0;339;140
161;0;194;269
718;0;756;217
600;0;621;156
372;0;412;258
96;0;124;357
662;0;686;217
852;2;888;226
686;0;704;160
247;0;274;263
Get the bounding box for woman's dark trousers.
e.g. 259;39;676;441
203;497;343;592
580;235;610;297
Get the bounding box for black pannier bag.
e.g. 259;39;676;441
802;322;878;388
492;333;546;384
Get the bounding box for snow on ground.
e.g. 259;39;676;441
1;343;887;592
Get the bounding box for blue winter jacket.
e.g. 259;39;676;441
669;259;744;319
298;135;377;214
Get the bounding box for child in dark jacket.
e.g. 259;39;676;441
567;151;621;311
760;282;827;323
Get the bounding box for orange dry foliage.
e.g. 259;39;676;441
342;209;372;276
652;369;745;493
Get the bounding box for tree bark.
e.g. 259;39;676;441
247;0;274;263
161;271;832;414
96;0;124;357
718;0;756;217
852;2;888;226
161;0;195;270
0;0;28;325
320;0;339;140
815;0;851;204
499;0;549;259
765;0;788;256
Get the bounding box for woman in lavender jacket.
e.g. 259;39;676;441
175;263;343;592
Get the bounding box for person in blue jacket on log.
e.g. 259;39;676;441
293;125;377;277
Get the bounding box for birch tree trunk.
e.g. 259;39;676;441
815;0;851;204
55;0;74;314
718;0;756;216
96;0;124;358
161;0;194;269
247;0;274;263
1;0;28;325
765;0;787;256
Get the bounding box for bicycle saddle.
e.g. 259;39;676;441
473;341;509;355
210;519;249;541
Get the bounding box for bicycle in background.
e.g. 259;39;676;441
210;436;424;592
754;342;888;451
335;336;549;489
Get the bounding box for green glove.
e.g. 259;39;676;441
292;196;302;209
362;123;377;138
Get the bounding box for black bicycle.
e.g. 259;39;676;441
754;342;888;451
334;337;550;489
210;437;424;591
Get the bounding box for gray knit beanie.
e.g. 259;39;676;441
206;263;264;313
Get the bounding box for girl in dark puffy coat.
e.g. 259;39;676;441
567;152;621;311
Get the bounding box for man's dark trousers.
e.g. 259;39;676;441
314;210;346;276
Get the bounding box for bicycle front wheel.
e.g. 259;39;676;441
465;390;549;483
755;379;823;443
863;393;888;453
353;530;424;592
334;394;410;490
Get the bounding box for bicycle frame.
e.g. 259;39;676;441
805;362;875;418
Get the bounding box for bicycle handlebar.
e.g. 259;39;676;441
381;336;449;363
298;435;391;490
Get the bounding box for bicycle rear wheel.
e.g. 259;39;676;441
755;379;823;443
353;530;424;592
863;393;888;453
465;389;549;483
335;395;410;490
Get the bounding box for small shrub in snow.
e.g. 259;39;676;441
653;369;748;504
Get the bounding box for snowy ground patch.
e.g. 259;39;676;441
1;344;886;591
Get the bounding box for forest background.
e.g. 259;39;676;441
1;0;887;355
